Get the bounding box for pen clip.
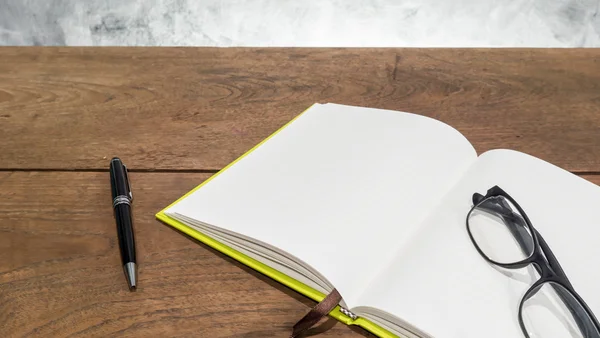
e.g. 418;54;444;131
123;164;133;202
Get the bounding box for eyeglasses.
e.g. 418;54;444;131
466;185;600;338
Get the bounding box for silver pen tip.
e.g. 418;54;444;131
124;262;137;291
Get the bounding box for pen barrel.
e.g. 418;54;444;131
114;204;136;265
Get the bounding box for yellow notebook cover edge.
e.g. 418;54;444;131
155;103;398;338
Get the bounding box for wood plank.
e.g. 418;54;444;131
0;48;599;172
0;172;372;338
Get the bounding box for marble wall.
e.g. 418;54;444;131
1;0;599;47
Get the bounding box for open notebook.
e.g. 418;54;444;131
156;103;600;338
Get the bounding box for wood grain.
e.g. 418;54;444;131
0;48;600;171
2;47;600;338
0;171;375;338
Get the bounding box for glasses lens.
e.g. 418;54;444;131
467;195;535;264
521;281;600;338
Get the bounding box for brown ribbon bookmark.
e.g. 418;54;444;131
290;289;343;338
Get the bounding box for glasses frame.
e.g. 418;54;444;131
466;185;600;338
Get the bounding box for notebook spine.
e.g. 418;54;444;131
339;306;358;320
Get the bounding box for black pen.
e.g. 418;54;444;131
109;157;137;291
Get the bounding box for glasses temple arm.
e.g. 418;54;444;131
523;280;598;337
531;228;597;335
478;203;595;333
536;231;600;334
534;230;573;288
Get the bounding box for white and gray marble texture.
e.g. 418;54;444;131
1;0;599;47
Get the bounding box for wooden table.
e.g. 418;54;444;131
1;48;599;337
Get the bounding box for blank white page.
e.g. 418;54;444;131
359;149;600;337
165;103;476;307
